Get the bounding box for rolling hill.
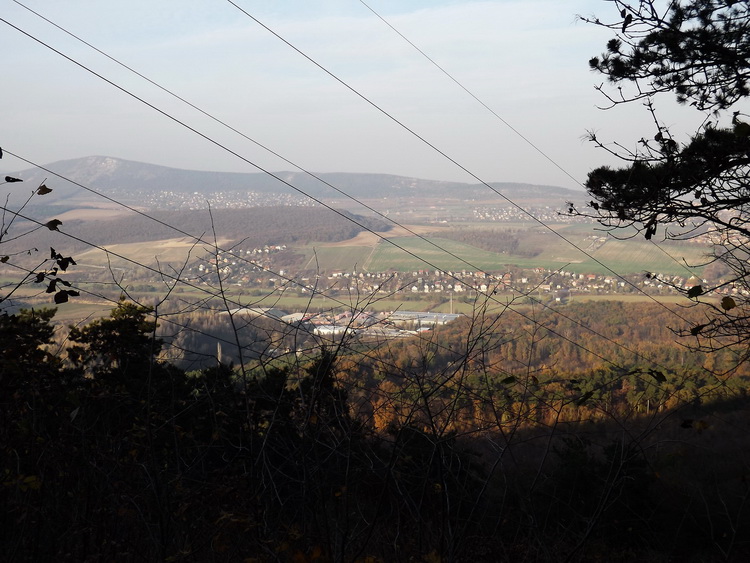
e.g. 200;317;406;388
7;156;584;206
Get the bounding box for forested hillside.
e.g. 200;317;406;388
3;298;750;561
1;206;392;254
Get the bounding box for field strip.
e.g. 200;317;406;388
361;239;380;272
323;224;445;247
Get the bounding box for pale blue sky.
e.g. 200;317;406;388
1;1;704;189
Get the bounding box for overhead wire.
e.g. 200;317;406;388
0;3;693;372
1;6;712;393
0;11;694;377
0;20;518;300
356;0;706;280
1;5;735;448
221;0;697;327
6;0;556;298
357;0;581;187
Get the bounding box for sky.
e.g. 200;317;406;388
0;0;707;190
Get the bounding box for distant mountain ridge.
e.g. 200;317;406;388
9;155;582;203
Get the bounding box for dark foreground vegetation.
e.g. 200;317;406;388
5;0;750;559
3;299;750;562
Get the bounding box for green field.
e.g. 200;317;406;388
364;237;504;272
305;229;709;276
586;238;707;275
299;245;373;272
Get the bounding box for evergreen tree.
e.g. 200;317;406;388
572;1;750;356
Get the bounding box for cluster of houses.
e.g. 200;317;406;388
196;252;734;302
282;268;722;300
194;246;289;276
472;206;589;224
110;188;312;210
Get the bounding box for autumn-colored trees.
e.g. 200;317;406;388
3;296;750;561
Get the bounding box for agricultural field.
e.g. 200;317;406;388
298;245;374;273
306;226;710;276
71;237;226;269
364;236;511;272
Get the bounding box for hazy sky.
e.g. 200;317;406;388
1;0;704;190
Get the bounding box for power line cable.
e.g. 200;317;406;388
2;4;698;368
2;149;681;376
221;1;696;326
0;12;692;372
3;2;708;391
0;19;518;300
0;8;701;378
357;0;581;187
7;0;694;323
358;0;706;281
7;0;561;300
